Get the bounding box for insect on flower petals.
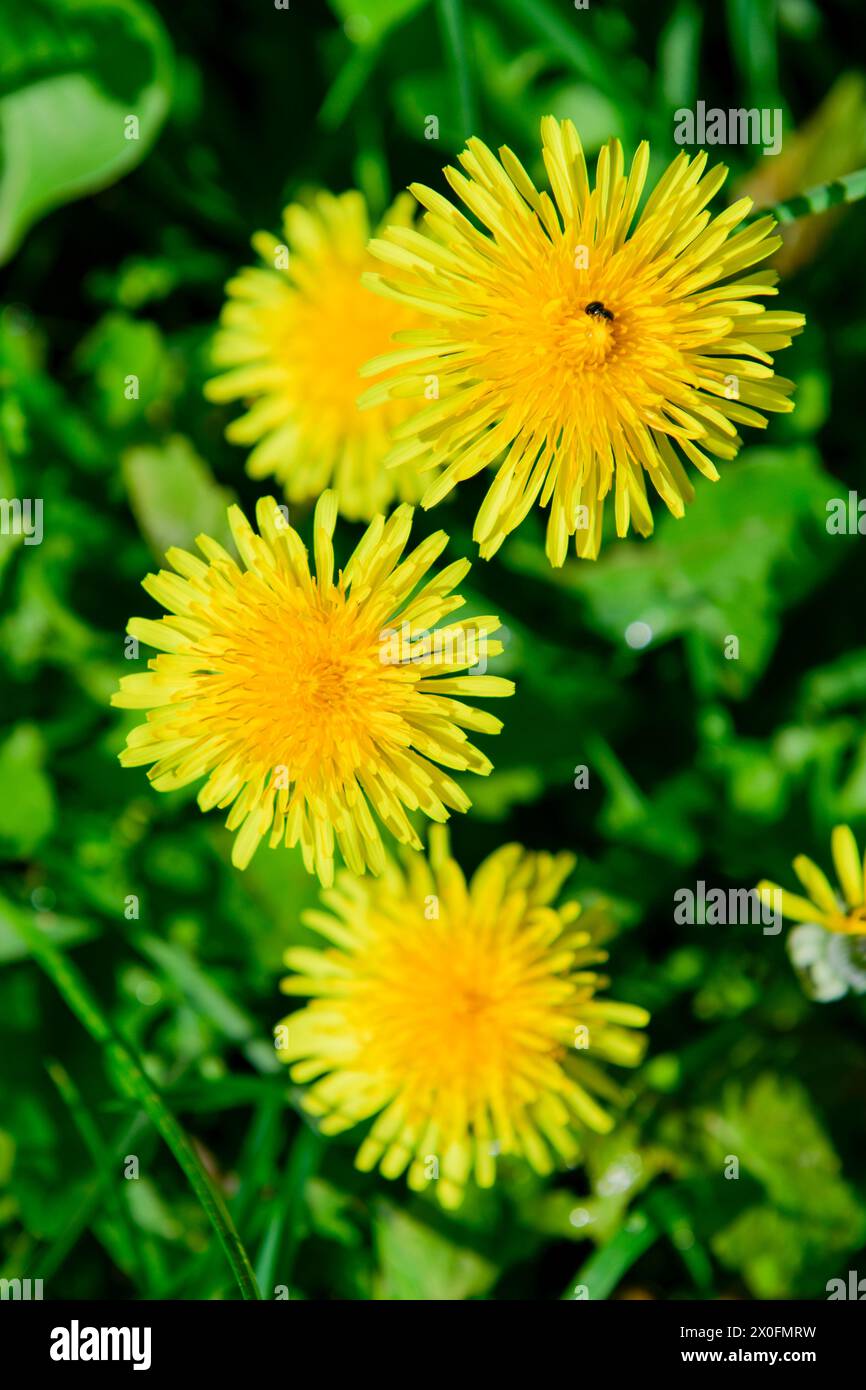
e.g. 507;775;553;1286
362;117;806;565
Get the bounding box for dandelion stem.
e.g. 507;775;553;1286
769;168;866;224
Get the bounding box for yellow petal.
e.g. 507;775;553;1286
792;855;839;914
831;824;863;908
757;880;830;927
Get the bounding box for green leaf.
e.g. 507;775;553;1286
76;312;182;429
46;1060;149;1284
306;1178;364;1248
704;1074;866;1296
133;931;280;1074
122;435;235;559
0;725;56;858
713;1206;809;1299
373;1202;497;1300
506;446;839;698
546;82;626;150
725;0;780;109
523;1125;670;1247
0;0;173;263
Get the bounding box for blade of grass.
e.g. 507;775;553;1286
319;41;380;129
436;0;476;139
562;1186;718;1300
232;1095;286;1230
10;917;261;1300
32;1112;155;1284
562;1207;659;1299
585;732;649;828
255;1123;324;1296
647;1187;714;1293
354;109;391;222
658;0;702;111
725;0;780;110
46;1060;156;1293
181;1094;286;1300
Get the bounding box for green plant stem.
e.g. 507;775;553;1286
769;168;866;225
11;918;261;1301
318;40;380;130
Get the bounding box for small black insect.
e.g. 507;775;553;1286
585;300;614;322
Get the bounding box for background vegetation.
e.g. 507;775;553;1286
2;0;866;1300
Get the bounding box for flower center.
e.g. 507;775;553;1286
531;292;620;372
196;581;400;786
349;925;565;1099
283;264;413;426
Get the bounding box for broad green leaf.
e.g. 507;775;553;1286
124;1175;182;1239
547;82;626;149
0;0;173;263
506;446;839;698
122;435;235;558
373;1202;497;1300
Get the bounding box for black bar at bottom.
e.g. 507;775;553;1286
0;1296;861;1375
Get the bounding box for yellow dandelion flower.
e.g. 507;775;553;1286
204;190;434;520
277;828;649;1208
111;492;513;884
758;825;866;935
361;117;805;563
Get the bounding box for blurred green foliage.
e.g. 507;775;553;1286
2;0;866;1301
